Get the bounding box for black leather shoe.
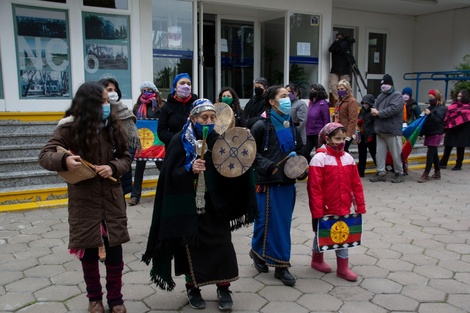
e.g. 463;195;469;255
274;267;296;286
249;249;268;273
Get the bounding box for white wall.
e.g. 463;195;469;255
332;8;415;99
414;7;470;102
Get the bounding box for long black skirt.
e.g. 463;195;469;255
173;212;238;287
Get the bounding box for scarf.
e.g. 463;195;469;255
111;101;141;149
137;93;157;119
444;102;470;129
181;118;197;172
270;109;295;152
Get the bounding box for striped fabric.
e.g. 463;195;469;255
317;214;362;251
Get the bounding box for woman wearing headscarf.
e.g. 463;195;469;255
143;99;256;311
249;85;305;287
157;73;198;149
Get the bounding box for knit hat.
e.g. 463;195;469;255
190;98;216;116
254;77;269;88
318;122;344;146
140;81;158;93
171;73;192;94
402;87;413;97
361;94;375;106
381;74;394;86
428;89;436;97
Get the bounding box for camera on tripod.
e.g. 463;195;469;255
338;36;355;53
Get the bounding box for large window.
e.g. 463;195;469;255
83;0;129;10
152;0;193;98
13;5;72;98
289;13;320;98
82;12;131;98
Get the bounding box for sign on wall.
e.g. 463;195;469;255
83;12;131;99
13;5;72;99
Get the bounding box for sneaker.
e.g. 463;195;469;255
369;173;386;182
187;287;206;309
391;173;404;183
217;286;233;311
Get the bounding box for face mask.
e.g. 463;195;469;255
457;96;462;102
362;104;370;110
176;84;191;99
277;97;291;115
194;122;215;136
254;87;264;97
328;141;345;151
429;98;437;105
288;92;296;101
108;92;119;102
338;90;348;98
142;90;154;96
381;84;392;93
102;103;111;120
403;94;410;101
309;91;318;101
221;96;233;105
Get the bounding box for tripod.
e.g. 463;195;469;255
346;51;368;97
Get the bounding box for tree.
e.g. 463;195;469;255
451;54;470;99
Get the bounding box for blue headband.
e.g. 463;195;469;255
170;73;192;94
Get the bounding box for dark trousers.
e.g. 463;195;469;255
425;146;440;173
130;159;162;201
357;138;377;176
440;146;465;168
304;134;319;163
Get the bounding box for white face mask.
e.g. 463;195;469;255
403;94;410;101
108;91;119;102
381;84;392;93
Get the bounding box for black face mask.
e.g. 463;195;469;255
254;87;264;97
309;91;318;101
429;98;437;105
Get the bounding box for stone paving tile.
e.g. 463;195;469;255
1;168;470;312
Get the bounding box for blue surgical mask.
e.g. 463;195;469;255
194;122;215;136
102;103;111;120
277;97;291;115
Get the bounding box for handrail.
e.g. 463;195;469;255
403;70;470;102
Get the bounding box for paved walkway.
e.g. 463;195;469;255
1;168;470;313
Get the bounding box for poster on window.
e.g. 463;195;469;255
13;5;72;99
168;26;182;49
83;13;131;98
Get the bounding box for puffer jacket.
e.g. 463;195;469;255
38;122;131;249
307;145;366;219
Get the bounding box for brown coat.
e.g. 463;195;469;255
38;122;131;249
333;95;358;138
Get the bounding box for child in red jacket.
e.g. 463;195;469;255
307;122;366;281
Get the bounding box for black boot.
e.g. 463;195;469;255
274;267;296;286
249;249;268;273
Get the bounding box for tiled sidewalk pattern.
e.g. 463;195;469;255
0;169;469;312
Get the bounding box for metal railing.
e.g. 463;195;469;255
403;70;470;102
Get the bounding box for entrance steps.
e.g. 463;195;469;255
0;119;468;212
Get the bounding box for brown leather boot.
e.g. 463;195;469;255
417;171;430;183
111;304;127;313
88;301;104;313
431;170;441;179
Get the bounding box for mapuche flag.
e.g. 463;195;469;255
134;119;165;160
317;214;362;251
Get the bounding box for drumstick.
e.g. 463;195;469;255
275;155;292;167
57;146;117;182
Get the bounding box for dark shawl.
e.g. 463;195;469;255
142;128;257;290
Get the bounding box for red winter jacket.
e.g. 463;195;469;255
307;145;366;219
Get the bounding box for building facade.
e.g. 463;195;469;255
0;0;469;116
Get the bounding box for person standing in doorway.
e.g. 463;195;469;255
328;33;354;106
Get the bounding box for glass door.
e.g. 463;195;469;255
366;31;388;97
219;20;254;99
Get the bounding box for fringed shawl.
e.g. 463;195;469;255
142;129;257;291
